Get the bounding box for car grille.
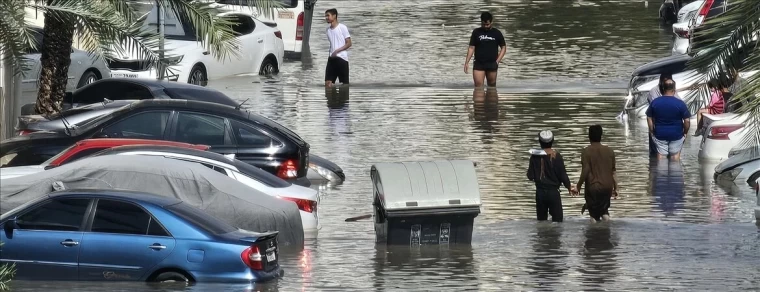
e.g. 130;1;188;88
107;60;151;71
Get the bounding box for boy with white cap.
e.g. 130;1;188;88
527;130;574;222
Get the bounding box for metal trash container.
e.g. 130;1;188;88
371;160;482;245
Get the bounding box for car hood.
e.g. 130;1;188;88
715;147;760;173
631;54;692;77
0;165;46;180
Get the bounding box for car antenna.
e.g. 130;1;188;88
235;98;250;110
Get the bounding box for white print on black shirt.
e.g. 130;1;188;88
479;35;496;41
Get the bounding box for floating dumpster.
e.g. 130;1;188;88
371;160;482;245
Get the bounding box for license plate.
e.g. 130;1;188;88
278;11;294;19
111;73;138;78
266;251;276;262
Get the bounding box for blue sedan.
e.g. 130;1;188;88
0;190;284;283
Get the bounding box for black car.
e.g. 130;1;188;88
1;99;310;182
19;78;240;116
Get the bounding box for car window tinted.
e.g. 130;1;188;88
104;111;170;139
73;82;152;104
16;199;90;231
166;202;236;235
175;112;230;145
230;120;275;147
229;15;256;36
91;200;168;236
162;88;238;107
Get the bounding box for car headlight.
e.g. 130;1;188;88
718;168;743;181
630;91;650;109
310;163;339;182
164;55;183;65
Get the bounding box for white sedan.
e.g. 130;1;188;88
108;8;284;86
699;112;753;162
671;0;704;55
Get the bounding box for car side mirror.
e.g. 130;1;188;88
4;218;17;236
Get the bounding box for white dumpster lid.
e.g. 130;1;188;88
371;160;482;211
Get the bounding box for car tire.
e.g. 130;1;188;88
77;70;99;88
259;57;278;75
188;65;208;87
152;271;189;283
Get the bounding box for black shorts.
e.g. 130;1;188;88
585;187;612;221
473;60;498;72
325;57;349;84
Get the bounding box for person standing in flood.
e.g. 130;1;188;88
575;125;618;222
324;8;351;87
646;79;691;160
527;130;574;222
464;12;507;87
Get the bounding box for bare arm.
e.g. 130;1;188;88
332;38;352;56
497;46;506;63
647;117;655;134
682;118;690;136
464;46;475;73
576;151;588;191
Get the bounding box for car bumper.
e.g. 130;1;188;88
301;210;320;237
672;36;690;55
109;69;181;82
699;138;735;162
191;267;284;283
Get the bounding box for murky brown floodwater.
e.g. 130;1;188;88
10;0;760;291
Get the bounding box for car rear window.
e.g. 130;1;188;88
166;202;237;235
234;160;292;188
163;88;238;107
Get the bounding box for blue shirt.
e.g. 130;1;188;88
646;95;690;141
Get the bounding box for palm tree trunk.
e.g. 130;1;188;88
34;11;74;115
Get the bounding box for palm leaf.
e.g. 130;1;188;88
0;0;40;77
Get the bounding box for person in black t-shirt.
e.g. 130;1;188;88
464;12;507;87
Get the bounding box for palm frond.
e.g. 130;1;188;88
0;242;15;291
0;0;40;77
684;0;760;150
158;0;240;62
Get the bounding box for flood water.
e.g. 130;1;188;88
10;0;760;291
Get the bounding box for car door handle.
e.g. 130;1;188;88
257;39;263;43
202;51;209;55
149;243;166;250
60;239;79;247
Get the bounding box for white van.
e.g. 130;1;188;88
214;0;317;60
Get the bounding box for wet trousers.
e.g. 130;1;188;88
535;187;563;222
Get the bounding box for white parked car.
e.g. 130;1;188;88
699;112;752;162
671;0;704;55
87;145;322;235
714;146;760;182
213;0;316;59
108;8;284;86
19;26;110;116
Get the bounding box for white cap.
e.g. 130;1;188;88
538;130;554;143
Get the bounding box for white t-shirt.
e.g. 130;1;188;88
326;23;351;62
648;86;682;103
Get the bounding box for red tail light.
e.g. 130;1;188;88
276;159;299;179
280;197;317;213
695;0;715;26
708;125;743;140
296;12;304;41
675;28;689;38
274;31;282;39
241;245;263;270
17;130;36;136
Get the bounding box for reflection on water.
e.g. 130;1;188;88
650;159;686;216
579;224;618;289
529;223;568;289
373;245;478;291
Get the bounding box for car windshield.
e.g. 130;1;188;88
166;202;237;235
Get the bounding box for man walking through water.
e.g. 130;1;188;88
464;12;507;87
527;130;574;222
324;8;351;87
575;125;618;222
646;79;691;160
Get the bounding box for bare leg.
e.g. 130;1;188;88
671;152;681;161
602;215;611;221
473;70;486;88
485;70;498;87
325;80;334;87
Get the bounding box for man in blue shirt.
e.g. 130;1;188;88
646;79;691;160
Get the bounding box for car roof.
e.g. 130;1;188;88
49;189;182;207
73;138;210;150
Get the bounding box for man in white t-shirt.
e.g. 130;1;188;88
324;8;352;87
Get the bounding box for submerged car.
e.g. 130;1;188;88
0;190;283;282
699;112;753;161
714;147;760;182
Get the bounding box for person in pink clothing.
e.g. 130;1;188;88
694;77;728;136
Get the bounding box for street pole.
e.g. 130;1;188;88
0;56;20;141
156;0;165;80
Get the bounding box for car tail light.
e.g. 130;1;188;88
280;197;317;213
274;31;282;39
276;159;299;179
241;245;263;270
675;28;689;38
708;125;743;140
296;12;304;41
17;130;36;136
695;0;715;26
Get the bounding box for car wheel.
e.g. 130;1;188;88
152;271;189;283
259;57;278;75
77;70;99;88
188;65;207;87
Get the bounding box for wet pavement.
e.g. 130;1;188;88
9;0;760;291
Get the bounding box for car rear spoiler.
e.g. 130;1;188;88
238;230;279;244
